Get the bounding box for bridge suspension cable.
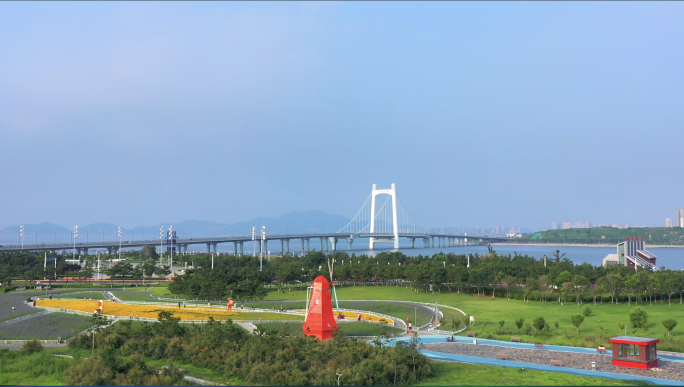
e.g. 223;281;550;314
338;185;424;235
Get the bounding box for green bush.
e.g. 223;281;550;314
22;339;42;354
583;306;592;316
533;317;546;332
524;323;533;336
515;318;524;330
662;319;678;336
629;308;648;329
498;320;505;328
571;314;584;333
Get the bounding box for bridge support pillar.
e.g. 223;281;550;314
430;237;434;248
263;240;268;255
280;239;284;254
347;237;353;251
423;238;429;248
329;237;337;251
285;239;290;255
239;241;244;255
82;248;88;256
320;237;324;252
409;238;415;248
206;243;211;254
233;242;237;255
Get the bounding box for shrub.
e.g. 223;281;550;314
571;314;584;333
499;320;505;328
533;317;546;332
524;324;533;336
22;339;42;354
629;308;648;329
583;306;592;316
554;321;559;329
515;318;524;330
662;319;678;336
543;322;550;332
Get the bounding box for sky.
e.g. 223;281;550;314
1;1;683;232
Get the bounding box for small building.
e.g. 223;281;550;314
602;237;657;270
609;336;659;369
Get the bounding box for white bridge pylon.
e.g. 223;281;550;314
339;183;424;250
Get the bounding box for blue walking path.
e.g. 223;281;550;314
385;335;684;386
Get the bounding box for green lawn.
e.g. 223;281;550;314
263;285;684;351
419;361;653;386
0;312;94;340
53;291;107;300
0;350;72;386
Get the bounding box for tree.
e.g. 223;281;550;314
533;317;546;332
538;275;549;304
594;276;608;305
629;307;648;329
625;276;640;306
22;339;42;354
573;275;590;305
662;319;677;336
570;314;584;333
552;250;566;263
524;277;538;303
504;275;516;301
515;318;525;330
140;245;159;260
607;273;623;304
556;271;573;304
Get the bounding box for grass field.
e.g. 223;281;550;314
417;361;652;386
262;285;684;351
0;312;94;340
52;291;107;300
0;350;71;386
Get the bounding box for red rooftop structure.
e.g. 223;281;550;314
302;276;338;341
609;336;659;369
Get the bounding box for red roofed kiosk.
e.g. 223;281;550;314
302;276;338;341
609;336;659;369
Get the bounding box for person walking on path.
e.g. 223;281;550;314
358;313;362;322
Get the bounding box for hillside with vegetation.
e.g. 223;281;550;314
522;227;684;245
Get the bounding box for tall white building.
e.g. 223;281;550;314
575;221;582;229
552;222;558;230
676;209;684;228
666;218;673;228
563;221;572;229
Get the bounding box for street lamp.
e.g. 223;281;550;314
261;226;266;272
20;225;24;250
168;226;174;267
73;226;78;263
159;226;165;266
117;227;122;260
251;226;256;256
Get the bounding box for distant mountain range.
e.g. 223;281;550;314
0;210;351;244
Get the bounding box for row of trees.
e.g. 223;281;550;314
5;248;684;307
66;311;432;385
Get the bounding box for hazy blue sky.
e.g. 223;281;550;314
1;1;683;231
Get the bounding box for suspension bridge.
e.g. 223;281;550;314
1;184;511;255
